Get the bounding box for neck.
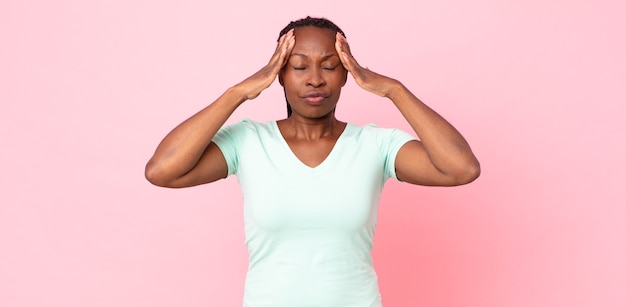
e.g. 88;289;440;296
281;113;343;140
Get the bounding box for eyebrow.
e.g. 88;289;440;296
290;53;338;60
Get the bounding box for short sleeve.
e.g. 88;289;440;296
380;128;416;182
212;119;251;176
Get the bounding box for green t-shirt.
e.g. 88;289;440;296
213;119;415;307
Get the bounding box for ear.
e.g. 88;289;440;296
340;69;348;87
278;68;285;86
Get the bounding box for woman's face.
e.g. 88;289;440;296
280;26;347;119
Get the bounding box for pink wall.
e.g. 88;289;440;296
1;0;625;306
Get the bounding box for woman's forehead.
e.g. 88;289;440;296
292;27;337;55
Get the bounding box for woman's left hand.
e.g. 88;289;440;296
335;33;399;98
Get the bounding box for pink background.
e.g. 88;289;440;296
1;0;625;306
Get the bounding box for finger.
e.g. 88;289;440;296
337;32;352;55
274;30;288;53
335;34;356;66
335;34;361;74
335;33;350;70
277;30;295;67
280;29;293;47
269;29;294;67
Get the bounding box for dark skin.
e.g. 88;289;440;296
145;26;480;188
277;27;348;168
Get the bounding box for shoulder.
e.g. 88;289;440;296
346;122;415;143
214;119;283;150
212;119;280;174
224;118;265;130
218;118;276;135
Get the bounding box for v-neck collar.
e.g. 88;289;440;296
272;121;351;171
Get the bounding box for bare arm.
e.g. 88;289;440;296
335;33;480;186
145;30;296;188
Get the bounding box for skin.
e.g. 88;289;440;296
145;26;480;188
276;27;348;168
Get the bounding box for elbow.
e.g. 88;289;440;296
144;160;174;188
454;160;481;185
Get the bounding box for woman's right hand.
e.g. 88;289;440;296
145;30;295;188
235;29;295;101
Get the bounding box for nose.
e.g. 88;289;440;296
306;67;326;88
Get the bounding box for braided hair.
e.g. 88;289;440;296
277;16;347;117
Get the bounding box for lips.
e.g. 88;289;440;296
301;91;328;105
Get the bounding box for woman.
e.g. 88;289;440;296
146;16;479;307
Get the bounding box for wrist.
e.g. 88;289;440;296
226;85;249;105
384;79;404;99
